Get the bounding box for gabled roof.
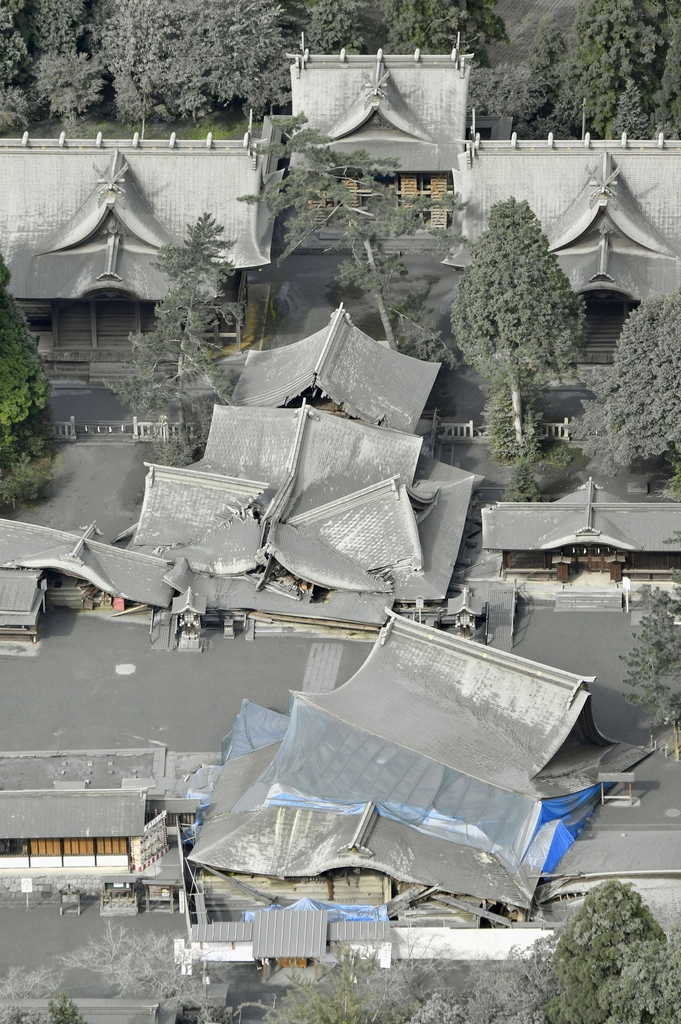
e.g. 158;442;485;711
290;52;470;172
0;123;281;300
482;477;681;552
0;568;42;611
0;519;173;606
232;304;440;433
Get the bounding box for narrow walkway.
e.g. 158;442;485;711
302;643;344;693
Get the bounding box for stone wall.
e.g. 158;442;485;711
0;873;106;903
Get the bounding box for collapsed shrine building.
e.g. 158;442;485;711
187;614;646;929
0;314;476;633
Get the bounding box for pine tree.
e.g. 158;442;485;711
253;117;459;351
503;458;541;501
47;993;85;1024
0;253;51;470
451;198;584;453
622;587;681;725
546;881;665;1024
307;0;365;53
571;0;664;137
610;79;651;137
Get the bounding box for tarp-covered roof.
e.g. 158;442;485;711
0;125;280;300
190;614;644;906
482;477;681;552
0;519;173;606
232;305;440;433
291;53;470;172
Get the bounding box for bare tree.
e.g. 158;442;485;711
0;966;62;999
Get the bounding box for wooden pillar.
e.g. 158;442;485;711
90;300;98;349
135;301;141;334
51;300;59;348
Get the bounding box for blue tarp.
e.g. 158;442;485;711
221;699;290;763
542;820;575;874
242;898;389;922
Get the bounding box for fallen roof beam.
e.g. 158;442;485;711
434;893;512;927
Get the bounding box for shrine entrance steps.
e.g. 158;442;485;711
554;590;623;612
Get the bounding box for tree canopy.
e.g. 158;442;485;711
451;197;584;453
112;213;235;459
621;586;681;725
380;0;507;64
575;293;681;474
546;881;665;1024
0;253;51;470
252;116;458;360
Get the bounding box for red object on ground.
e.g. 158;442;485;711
113;597;125;611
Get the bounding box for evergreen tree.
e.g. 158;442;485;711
571;0;664;137
546;881;665;1024
47;994;85;1024
468;63;546;136
621;587;681;725
112;214;235;442
529;15;566;105
451;198;584;453
0;0;29;86
307;0;365;53
0;253;51;470
30;0;86;55
504;458;541;501
575;293;681;473
252;117;459;352
606;926;681;1024
610;79;651;137
380;0;507;62
657;17;681;134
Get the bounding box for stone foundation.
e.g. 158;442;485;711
0;873;106;903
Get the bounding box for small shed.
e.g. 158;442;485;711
252;909;328;971
0;568;45;639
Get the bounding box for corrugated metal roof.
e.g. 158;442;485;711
329;920;391;942
0;789;146;838
191;921;253;943
233;307;439;434
252;909;328;959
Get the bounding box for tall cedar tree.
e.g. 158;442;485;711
380;0;507;63
571;0;665;137
250;117;459;352
621;587;681;725
610;79;651;137
546;881;665;1024
529;15;567;107
0;253;51;469
112;214;235;432
451;198;584;450
575;293;681;474
657;18;681;133
307;0;365;53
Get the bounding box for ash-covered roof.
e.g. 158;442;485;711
482;477;681;552
455;144;681;300
190;614;645;906
232;305;440;433
291;52;471;171
0;789;146;838
0;519;173;606
0;124;281;300
133;405;475;603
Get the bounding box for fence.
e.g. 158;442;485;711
437;418;573;443
52;416;185;442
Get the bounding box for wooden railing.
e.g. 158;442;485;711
52;415;185;442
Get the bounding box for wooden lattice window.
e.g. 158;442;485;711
29;838;62;857
96;837;128;855
63;838;95;856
